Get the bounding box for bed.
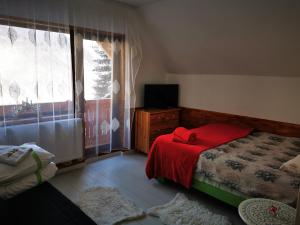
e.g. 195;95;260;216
194;131;300;207
146;124;300;207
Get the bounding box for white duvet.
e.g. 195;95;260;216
0;143;54;185
0;162;57;199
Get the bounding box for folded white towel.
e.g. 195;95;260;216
0;147;32;166
0;143;54;185
0;162;57;199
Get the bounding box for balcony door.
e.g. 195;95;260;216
75;31;127;157
83;38;112;155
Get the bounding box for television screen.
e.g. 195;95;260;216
144;84;179;108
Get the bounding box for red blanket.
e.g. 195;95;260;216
145;123;253;188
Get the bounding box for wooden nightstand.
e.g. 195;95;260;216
134;108;181;154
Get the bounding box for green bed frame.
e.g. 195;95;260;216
157;177;247;207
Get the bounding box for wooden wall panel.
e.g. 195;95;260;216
180;107;300;138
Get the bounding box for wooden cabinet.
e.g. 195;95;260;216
135;108;181;154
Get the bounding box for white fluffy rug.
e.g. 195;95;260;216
147;193;232;225
76;187;145;225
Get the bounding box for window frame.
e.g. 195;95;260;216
0;15;125;126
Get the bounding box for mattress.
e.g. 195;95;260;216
195;132;300;205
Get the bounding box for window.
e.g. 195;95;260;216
0;17;127;153
83;39;112;100
0;23;73;125
82;37;113;149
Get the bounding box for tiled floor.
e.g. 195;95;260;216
50;152;246;225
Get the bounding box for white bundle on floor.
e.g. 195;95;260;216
0;162;57;199
0;143;57;199
0;146;32;166
0;143;54;185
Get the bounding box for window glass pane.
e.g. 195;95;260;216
83;39;112;150
0;24;73;124
83;39;111;100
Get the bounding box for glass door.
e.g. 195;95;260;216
83;39;112;157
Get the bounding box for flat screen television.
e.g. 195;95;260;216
144;84;179;108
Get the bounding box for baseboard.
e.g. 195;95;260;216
121;149;136;155
85;151;122;164
56;162;86;174
56;150;137;173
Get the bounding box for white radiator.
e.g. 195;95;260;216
0;118;83;163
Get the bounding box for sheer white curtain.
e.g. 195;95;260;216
0;23;73;122
0;17;83;163
74;22;141;157
69;0;142;157
0;0;142;161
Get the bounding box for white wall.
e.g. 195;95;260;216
134;11;166;107
139;0;300;124
167;73;300;124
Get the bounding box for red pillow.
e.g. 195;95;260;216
173;127;196;144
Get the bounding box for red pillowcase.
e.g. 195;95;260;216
173;127;196;144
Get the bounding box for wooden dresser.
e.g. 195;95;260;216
135;108;181;154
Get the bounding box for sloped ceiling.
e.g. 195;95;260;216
140;0;300;76
114;0;162;7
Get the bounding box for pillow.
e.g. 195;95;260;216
173;127;196;144
280;155;300;175
0;143;54;185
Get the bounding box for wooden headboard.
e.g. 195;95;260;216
180;107;300;138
